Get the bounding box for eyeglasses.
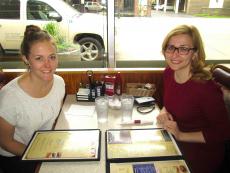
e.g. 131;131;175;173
164;45;197;55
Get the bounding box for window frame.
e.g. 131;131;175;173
0;0;230;70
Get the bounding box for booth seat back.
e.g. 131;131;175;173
211;64;230;119
212;65;230;173
212;65;230;89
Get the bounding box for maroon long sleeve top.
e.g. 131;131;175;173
163;67;230;173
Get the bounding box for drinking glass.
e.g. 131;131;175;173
95;96;108;123
121;95;134;122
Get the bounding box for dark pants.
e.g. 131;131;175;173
0;155;37;173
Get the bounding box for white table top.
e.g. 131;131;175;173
38;94;160;173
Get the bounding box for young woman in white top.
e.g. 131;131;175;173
0;25;65;173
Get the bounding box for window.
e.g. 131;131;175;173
114;0;230;68
0;0;107;69
27;1;56;20
0;0;230;70
0;0;20;19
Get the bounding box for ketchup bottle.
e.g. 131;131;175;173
104;75;116;96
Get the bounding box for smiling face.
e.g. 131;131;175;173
23;40;58;82
164;34;197;75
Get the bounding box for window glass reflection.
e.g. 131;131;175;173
0;0;107;69
115;0;230;67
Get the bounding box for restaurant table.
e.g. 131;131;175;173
38;94;161;173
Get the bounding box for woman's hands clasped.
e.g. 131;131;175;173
156;107;182;141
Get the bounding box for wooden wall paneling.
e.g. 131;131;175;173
3;70;164;108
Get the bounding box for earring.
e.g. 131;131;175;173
24;60;30;66
24;61;29;66
24;61;30;68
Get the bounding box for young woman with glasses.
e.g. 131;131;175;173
157;25;230;173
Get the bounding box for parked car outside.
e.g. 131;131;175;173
152;3;174;11
0;0;107;61
84;2;106;12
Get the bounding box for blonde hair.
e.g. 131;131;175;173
162;25;211;81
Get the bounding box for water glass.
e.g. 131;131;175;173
95;96;108;123
121;95;134;122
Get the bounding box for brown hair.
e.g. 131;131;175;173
162;25;212;81
20;25;55;59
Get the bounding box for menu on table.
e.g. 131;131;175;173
109;160;191;173
22;129;101;161
106;128;182;160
